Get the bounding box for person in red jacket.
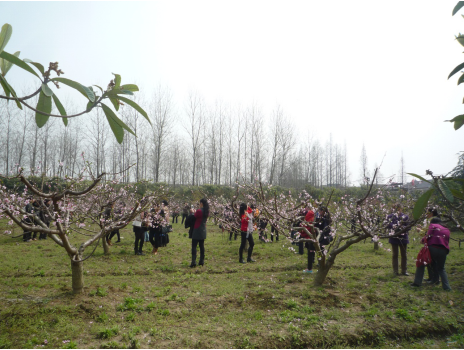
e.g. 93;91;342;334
239;203;255;263
300;209;316;273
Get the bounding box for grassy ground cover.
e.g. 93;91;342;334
0;219;463;349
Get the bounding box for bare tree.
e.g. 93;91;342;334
184;92;206;186
150;85;175;183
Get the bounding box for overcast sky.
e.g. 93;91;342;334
1;0;463;184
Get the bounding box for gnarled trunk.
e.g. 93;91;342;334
71;255;84;294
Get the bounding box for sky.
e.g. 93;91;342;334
1;0;463;185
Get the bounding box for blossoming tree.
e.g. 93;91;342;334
0;164;169;293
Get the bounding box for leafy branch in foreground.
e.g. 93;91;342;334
0;23;149;143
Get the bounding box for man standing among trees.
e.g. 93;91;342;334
387;203;410;276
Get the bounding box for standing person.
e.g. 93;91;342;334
184;208;196;239
300;209;316;273
386;203;411;276
423;207;440;282
133;210;148;255
38;199;52;240
315;206;332;247
190;198;209;267
22;197;35;242
411;217;451;291
108;203;122;244
239;203;255;263
181;203;190;225
148;204;164;255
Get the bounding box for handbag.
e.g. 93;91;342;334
416;245;432;267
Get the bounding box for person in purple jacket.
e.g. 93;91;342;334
386;203;410;276
411;217;451;291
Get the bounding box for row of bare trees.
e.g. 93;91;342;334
0;88;352;188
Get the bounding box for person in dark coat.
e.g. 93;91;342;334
184;208;196;239
190;198;209;267
38;199;52;240
22;198;35;242
149;204;164;255
386;203;410;276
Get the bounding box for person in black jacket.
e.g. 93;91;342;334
38;199;52;240
149;204;165;255
315;206;332;247
184;208;196;239
22;198;35;242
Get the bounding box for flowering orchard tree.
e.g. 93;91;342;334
0;165;169;294
209;170;423;286
0;23;149;143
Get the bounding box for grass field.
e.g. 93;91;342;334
0;219;463;349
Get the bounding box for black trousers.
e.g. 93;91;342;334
108;230;120;241
172;215;178;224
306;242;316;270
229;230;238;240
271;226;279;241
192;239;205;264
134;231;145;253
239;231;254;259
181;214;187;224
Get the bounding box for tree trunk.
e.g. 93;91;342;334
313;255;333;286
71;256;84;294
102;235;110;255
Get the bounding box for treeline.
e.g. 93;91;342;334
0;88;351;188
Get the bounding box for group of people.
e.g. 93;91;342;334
371;203;451;291
22;197;51;242
131;200;171;256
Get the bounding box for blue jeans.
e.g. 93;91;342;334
429;246;451;291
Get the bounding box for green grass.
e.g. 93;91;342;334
0;219;463;348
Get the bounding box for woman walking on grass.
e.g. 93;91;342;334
190;198;209;267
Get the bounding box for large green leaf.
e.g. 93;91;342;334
101;103;136;143
406;173;432;184
438;179;455;203
456;34;464;47
101;103;123;143
120;84;139;92
35;91;52;128
23;59;45;76
41;83;54;97
0;23;12;53
447;114;464;130
448;62;464;80
412;189;434;220
52;77;95;102
0;74;22;109
0;50;40;78
453;1;464;15
113;73;121;89
52;94;68;126
116;95;151;125
0;50;19;76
